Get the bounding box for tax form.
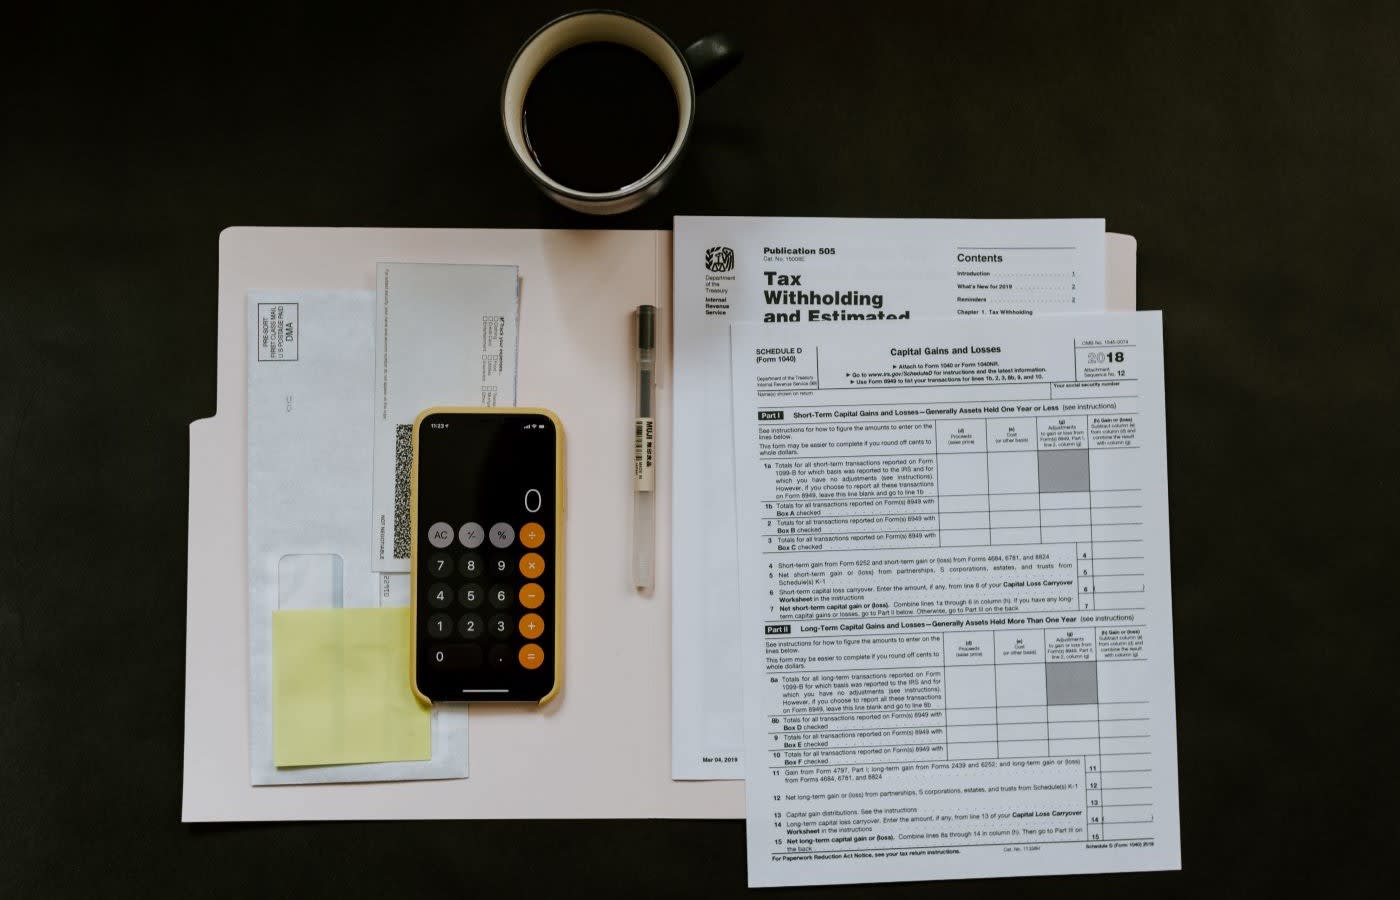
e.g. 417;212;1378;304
672;217;1108;778
728;312;1179;886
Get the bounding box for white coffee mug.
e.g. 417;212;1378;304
501;10;741;215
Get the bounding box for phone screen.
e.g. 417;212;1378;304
414;410;558;702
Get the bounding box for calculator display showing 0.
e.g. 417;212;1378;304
411;408;561;704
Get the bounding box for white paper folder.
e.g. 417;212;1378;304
183;227;1136;821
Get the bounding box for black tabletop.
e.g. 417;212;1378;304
2;1;1393;896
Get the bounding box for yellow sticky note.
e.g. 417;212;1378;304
272;607;431;767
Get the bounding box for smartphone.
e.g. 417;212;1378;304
410;407;563;704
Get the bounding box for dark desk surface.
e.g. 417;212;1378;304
2;1;1393;895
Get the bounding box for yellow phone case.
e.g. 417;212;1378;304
409;406;564;706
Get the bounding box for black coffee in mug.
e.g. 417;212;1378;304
521;41;680;193
503;11;741;214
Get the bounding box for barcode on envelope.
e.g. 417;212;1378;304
392;424;412;560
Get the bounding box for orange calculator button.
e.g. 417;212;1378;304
519;552;546;578
519;583;544;609
519;613;545;639
520;522;546;548
518;643;545;670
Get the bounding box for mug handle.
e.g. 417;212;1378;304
684;33;743;92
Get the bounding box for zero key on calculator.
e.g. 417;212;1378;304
410;408;563;705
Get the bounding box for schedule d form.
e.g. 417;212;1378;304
729;312;1179;886
673;216;1109;779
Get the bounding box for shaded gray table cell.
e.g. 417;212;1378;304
1046;660;1099;705
1038;449;1091;493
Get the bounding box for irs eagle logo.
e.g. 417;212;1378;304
704;246;735;272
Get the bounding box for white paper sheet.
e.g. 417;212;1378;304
247;291;468;784
671;217;1108;778
728;312;1179;886
371;263;520;572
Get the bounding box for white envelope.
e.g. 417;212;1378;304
246;290;468;785
370;263;520;572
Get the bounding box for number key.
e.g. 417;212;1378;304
426;582;453;609
458;552;484;578
458;613;484;640
426;552;453;578
487;613;514;638
459;582;484;609
430;644;482;670
487;584;512;609
426;614;453;639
